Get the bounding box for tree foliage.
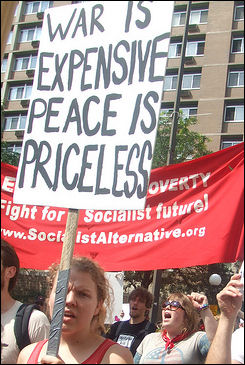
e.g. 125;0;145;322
1;141;20;166
11;268;48;305
152;111;212;169
124;262;240;317
124;270;153;290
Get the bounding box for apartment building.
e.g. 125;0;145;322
1;1;244;155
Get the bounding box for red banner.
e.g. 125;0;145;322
1;143;244;271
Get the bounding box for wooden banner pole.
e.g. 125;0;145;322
150;0;192;324
46;208;79;357
1;1;18;62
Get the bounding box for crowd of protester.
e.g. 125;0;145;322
1;239;244;364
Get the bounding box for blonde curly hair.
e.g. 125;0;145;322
47;256;112;335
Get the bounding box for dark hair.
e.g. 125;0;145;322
129;287;153;309
35;295;45;306
1;240;20;291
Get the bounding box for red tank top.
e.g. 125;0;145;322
27;338;116;364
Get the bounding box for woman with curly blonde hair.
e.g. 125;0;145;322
17;256;133;364
134;291;218;364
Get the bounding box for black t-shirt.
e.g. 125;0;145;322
105;319;157;356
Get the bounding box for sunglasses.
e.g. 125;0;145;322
162;300;185;311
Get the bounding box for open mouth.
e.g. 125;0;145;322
164;312;171;319
64;311;75;319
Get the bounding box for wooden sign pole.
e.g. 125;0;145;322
46;208;79;357
1;1;18;62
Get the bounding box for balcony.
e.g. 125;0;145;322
15;130;24;138
31;40;40;48
184;56;196;65
37;12;44;19
180;90;192;98
188;24;199;33
26;69;35;77
20;99;30;107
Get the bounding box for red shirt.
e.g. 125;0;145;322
27;338;116;364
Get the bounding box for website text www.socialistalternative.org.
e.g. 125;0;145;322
1;225;206;244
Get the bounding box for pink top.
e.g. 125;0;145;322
27;338;116;364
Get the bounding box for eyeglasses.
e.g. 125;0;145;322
162;300;185;311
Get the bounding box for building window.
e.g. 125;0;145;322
221;140;243;149
172;9;208;26
8;85;32;100
169;41;205;58
24;1;53;14
19;26;42;42
164;74;201;90
159;109;173;124
189;9;208;24
234;5;244;21
224;105;244;122
7;30;13;45
168;43;182;58
182;74;201;89
227;70;244;87
1;57;8;73
4;115;27;131
180;107;198;118
160;108;173;116
3;143;22;154
163;75;178;90
14;55;37;71
172;11;186;26
186;41;205;56
14;4;18;17
160;107;197;119
231;37;244;53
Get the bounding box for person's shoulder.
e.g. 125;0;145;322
189;330;207;339
29;308;50;324
148;321;157;331
2;300;22;317
105;341;134;364
109;320;123;332
191;331;210;346
143;331;160;342
12;300;23;312
16;300;23;307
105;321;121;338
146;331;159;337
17;342;39;364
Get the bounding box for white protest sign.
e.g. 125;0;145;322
105;271;124;324
14;1;174;210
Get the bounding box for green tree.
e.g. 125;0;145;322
124;270;153;290
1;141;20;166
124;263;240;322
152;111;212;169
